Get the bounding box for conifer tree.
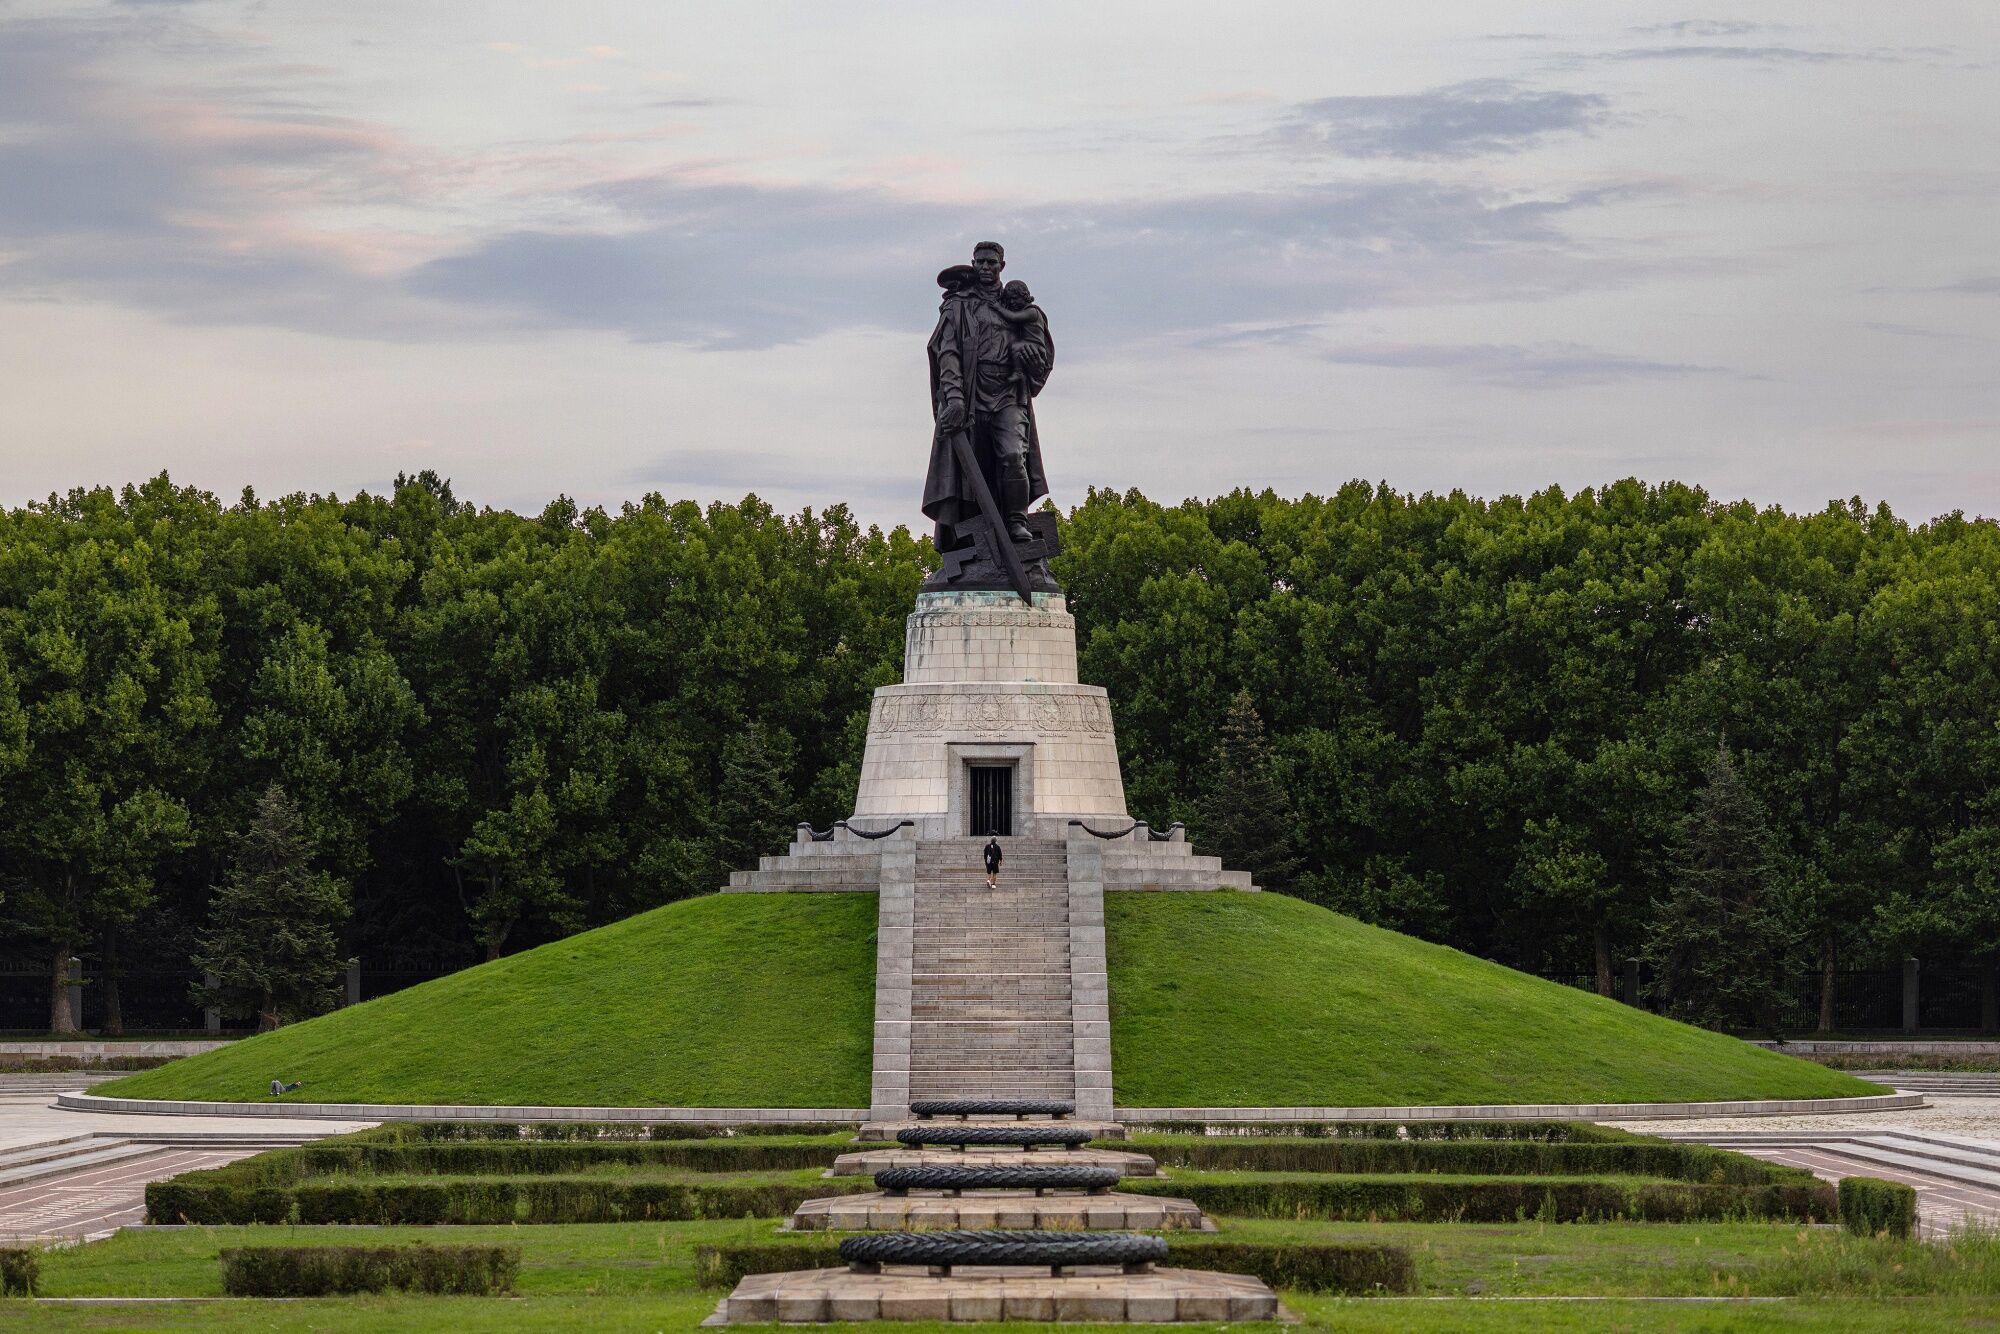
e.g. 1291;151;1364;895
711;723;797;875
193;783;349;1032
1194;691;1301;890
1642;743;1792;1029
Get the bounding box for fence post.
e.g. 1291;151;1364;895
1622;957;1642;1009
64;957;85;1033
203;972;220;1035
344;957;361;1008
1901;957;1920;1034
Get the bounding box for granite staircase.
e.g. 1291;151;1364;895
906;839;1077;1104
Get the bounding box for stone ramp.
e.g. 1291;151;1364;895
906;840;1077;1106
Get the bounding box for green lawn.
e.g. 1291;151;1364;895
99;893;877;1107
1105;892;1883;1107
19;1219;2000;1331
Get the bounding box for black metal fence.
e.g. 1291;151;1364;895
0;949;479;1035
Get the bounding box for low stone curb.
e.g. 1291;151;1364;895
54;1092;869;1123
1752;1039;2000;1057
54;1090;1921;1122
1115;1093;1925;1122
1;1040;233;1058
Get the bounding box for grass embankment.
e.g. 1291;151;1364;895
1106;892;1884;1107
100;894;876;1107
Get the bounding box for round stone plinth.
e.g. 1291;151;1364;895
706;1265;1281;1324
831;1146;1159;1178
790;1190;1209;1232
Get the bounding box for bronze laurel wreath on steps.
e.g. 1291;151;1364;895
873;1165;1119;1194
838;1230;1166;1274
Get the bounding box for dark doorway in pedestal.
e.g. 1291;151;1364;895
969;765;1013;836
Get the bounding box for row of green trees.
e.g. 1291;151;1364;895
0;473;923;1029
1079;483;2000;1028
2;473;1996;1032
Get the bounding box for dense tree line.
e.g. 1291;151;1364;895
1066;481;2000;1028
1;473;1996;1032
0;473;925;1029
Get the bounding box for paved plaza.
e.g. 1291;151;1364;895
1624;1083;2000;1236
0;1077;370;1243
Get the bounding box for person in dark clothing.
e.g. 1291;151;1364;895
983;834;1003;889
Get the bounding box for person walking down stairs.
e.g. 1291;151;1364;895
983;834;1003;889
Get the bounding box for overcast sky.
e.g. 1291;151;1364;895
1;1;1994;526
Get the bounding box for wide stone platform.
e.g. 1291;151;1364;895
858;1117;1124;1142
705;1265;1280;1324
831;1146;1159;1177
790;1189;1208;1231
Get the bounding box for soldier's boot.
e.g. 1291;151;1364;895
999;468;1035;544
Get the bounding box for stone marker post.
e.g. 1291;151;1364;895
64;957;84;1033
1902;957;1920;1034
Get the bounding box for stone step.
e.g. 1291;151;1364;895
909;990;1074;1004
0;1140;164;1188
906;1082;1079;1099
910;1040;1075;1056
911;1007;1073;1024
914;947;1071;962
0;1135;104;1170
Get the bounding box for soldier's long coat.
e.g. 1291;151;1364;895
922;290;1052;533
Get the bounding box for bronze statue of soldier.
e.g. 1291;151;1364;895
921;242;1060;598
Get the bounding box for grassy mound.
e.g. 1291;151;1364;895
1105;892;1882;1107
100;894;876;1108
104;886;1881;1110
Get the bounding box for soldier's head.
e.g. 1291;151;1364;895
972;241;1004;289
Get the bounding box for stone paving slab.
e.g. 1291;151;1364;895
790;1189;1208;1231
832;1147;1158;1177
707;1265;1280;1324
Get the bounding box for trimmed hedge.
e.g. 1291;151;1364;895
1840;1176;1918;1239
1130;1120;1630;1143
693;1240;1415;1294
1;1248;38;1297
1126;1136;1793;1184
149;1174;874;1226
297;1141;845;1177
1157;1240;1415;1294
352;1121;856;1144
219;1245;518;1296
1130;1176;1837;1224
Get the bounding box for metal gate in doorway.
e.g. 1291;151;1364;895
969;765;1013;836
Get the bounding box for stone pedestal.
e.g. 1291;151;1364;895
706;1266;1281;1324
790;1190;1208;1232
852;592;1128;838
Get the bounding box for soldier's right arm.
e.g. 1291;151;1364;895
933;304;966;428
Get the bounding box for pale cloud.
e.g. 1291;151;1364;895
1314;341;1731;388
1272;80;1611;160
